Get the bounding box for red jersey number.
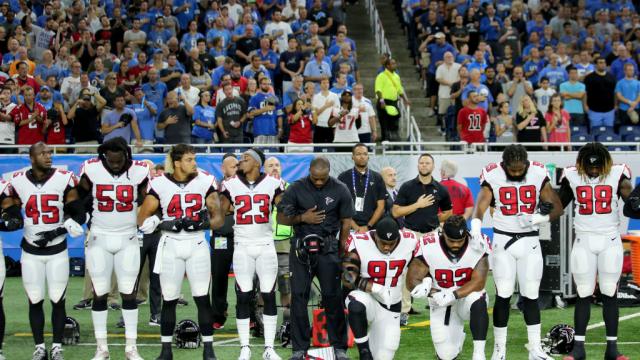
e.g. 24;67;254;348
367;260;407;287
96;184;134;212
338;115;356;130
25;194;60;224
235;194;270;225
575;185;613;215
167;194;204;220
498;185;537;215
434;268;473;288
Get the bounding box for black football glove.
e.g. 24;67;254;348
1;205;23;231
158;219;183;232
628;196;640;212
538;201;553;215
34;227;67;247
181;209;210;232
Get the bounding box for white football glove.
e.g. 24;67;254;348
431;290;457;307
63;218;84;237
410;277;433;299
371;283;393;308
469;218;487;252
516;213;550;229
139;215;161;234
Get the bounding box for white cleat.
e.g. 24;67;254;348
125;346;144;360
472;352;487;360
527;344;553;360
238;345;252;360
50;346;64;360
263;346;282;360
91;346;110;360
32;347;47;360
491;343;506;360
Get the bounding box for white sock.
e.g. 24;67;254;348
527;323;541;348
355;335;369;344
122;308;139;346
160;336;172;343
493;326;507;347
473;340;486;355
92;310;108;347
606;336;617;341
263;314;278;348
236;318;250;346
202;335;213;343
574;335;585;342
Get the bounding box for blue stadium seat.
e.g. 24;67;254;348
571;125;588;136
570;133;592;142
592;126;614;138
623;134;640;142
595;133;621;142
609;145;631;151
619;126;640;139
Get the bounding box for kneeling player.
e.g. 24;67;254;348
407;216;490;360
342;217;421;360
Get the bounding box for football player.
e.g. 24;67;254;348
560;143;632;360
342;217;421;360
0;179;24;360
473;144;563;360
218;148;284;360
407;216;490;360
137;144;224;360
8;142;86;360
77;138;150;360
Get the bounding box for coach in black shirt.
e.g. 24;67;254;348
392;153;453;234
277;157;354;360
337;143;386;232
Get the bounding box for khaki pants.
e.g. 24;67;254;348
82;269;120;304
137;261;150;301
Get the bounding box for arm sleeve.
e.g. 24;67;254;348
277;183;298;216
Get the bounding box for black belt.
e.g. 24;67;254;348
493;229;539;250
21;238;67;256
376;300;402;313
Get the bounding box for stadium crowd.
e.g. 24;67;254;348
395;0;640;147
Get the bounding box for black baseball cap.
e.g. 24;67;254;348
443;218;468;240
375;217;400;241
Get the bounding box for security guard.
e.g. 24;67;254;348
277;156;354;360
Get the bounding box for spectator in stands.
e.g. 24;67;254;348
584;57;617;130
173;73;199;108
435;51;461;134
462;69;492;112
611;43;638;80
14;60;39;94
191;90;216;148
303;46;331;87
243;54;270;81
235;24;260;67
283;75;304;114
539;54;569;89
615;62;640;126
123;17;147;54
229;63;249;94
449;14;469;51
264;10;293;54
480;4;502;56
287;98;315;152
157;91;194;145
180;20;204;52
34;50;61;87
280;37;304;93
0;87;17;151
102;94;143;146
332;44;359;82
375;58;410;142
545;93;571;148
492;101;514;143
534;77;555;114
504;66;534;113
575;50;595;80
330;73;350;95
216;81;248;146
308;0;333;43
251;36;278;80
449;66;469;139
425;32;456;116
12;86;46;147
127;86;157;152
332;89;361;150
160;53;185;91
523;47;545;86
352;83;378;143
484;67;503;107
515;95;547;147
190;60;212;92
312;76;340;146
559;66;587;126
249;76;283;145
457;90;489;144
439;159;474;219
68;88;105;153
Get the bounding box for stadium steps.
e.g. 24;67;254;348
359;0;442;143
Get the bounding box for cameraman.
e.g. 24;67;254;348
277;156;354;360
101;93;143;146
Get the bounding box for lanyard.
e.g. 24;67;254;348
352;168;369;199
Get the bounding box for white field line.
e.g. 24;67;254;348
586;311;640;330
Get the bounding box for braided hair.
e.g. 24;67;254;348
502;144;528;167
576;142;612;182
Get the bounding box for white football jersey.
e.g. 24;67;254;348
81;158;150;235
419;231;488;292
10;168;78;245
0;179;11;199
332;107;361;143
220;174;285;245
480;161;549;233
148;171;218;240
562;164;631;235
347;230;421;305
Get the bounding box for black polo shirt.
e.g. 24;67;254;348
394;177;452;233
337;168;386;227
277;176;354;240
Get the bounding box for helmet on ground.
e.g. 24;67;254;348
174;319;201;349
63;317;80;345
542;324;575;355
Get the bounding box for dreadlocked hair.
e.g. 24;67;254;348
164;144;196;174
502;144;528;167
576;142;612;182
98;137;132;176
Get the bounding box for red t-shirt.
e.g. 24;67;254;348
231;77;248;94
12;102;47;145
16;75;40;94
440;178;474;216
457;106;488;143
288;113;313;144
46;119;66;145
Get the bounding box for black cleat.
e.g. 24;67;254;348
155;343;173;360
73;299;92;310
202;342;216;360
358;348;373;360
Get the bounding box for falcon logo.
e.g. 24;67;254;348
387;232;392;238
325;196;334;205
589;156;597;164
459;229;464;236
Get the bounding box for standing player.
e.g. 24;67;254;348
342;217;421;360
559;143;632;360
407;216;490;360
218;148;284;360
137;144;223;360
0;180;24;360
472;144;563;360
77;138;150;360
9;142;86;360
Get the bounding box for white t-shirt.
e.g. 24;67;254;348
352;96;376;134
264;21;293;53
226;3;244;25
435;62;461;99
312;91;340;128
173;85;200;108
534;87;556;114
0;102;17;144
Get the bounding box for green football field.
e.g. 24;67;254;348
1;276;639;359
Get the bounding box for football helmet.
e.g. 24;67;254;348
63;317;80;345
542;324;575;355
174;319;201;349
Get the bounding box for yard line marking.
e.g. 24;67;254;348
586;311;640;330
585;342;640;346
213;337;240;345
75;341;251;348
13;332;238;339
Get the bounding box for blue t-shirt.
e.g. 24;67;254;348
127;101;157;140
102;108;138;142
141;81;168;114
523;59;545;85
559;81;586;114
461;83;493;111
615;78;640;111
206;28;232;48
192;104;216;140
180;32;205;52
427;43;456;74
538;66;568;88
248;92;282;136
611;58;638;81
34;64;62;82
